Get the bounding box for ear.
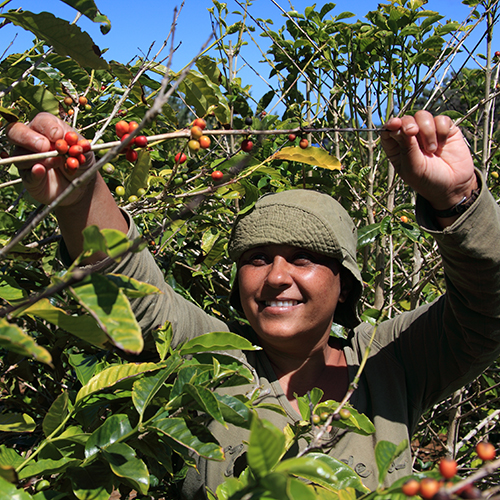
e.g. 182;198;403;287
338;269;353;304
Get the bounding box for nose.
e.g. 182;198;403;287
264;256;293;288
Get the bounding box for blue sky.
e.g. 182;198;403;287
0;0;491;106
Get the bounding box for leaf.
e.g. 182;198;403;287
0;11;108;69
247;418;285;478
0;319;52;365
274;456;337;483
85;414;133;460
152;322;173;361
215;393;252;429
0;477;32;500
184;383;225;426
296;388;324;421
60;0;111;34
81;226;136;261
102;442;149;495
0;413;36;433
0;445;23;469
180;331;260;355
125;150;151;198
18;457;81;480
11;82;59;115
0;276;26;301
304;454;370;493
357;223;381;248
43;391;70;437
375;439;408;486
0;464;17;484
132;354;182;419
315;403;375;436
147;417;224;460
22;298;108;348
70;274;143;354
75;362;161;405
67;464;114;500
272;146;341;171
68;352;102;385
104;274;160;299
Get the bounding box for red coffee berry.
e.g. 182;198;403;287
175;152;187;164
401;478;420;497
65;157;80;172
192;118;206;130
199;135;211;149
78;96;88;106
128;121;139;133
288;133;297;141
134;135;148;148
77;138;91;153
211;170;223;181
126;149;138;162
476;441;496;461
419;478;440;500
241;139;253;152
55;139;69;155
439;458;457;479
68;145;84;157
299;138;309;149
64;131;79;146
115;120;130;138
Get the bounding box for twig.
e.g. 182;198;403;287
1;127;384;167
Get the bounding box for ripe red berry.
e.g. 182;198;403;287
68;145;84;157
199;135;211;149
476;441;496;461
65;157;80;172
211;170;223;181
495;51;500;58
401;479;420;497
54;139;69;155
288;133;296;142
116;120;130;138
64;131;79;146
78;96;88;106
77;153;87;165
128;121;139;133
77;138;91;153
439;458;457;479
299;138;309;149
175;152;187;164
241;139;253;152
400;215;409;224
419;478;440;499
192;118;206;130
134;135;148;148
126;149;138;162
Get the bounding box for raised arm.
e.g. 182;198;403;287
7;112;128;262
381;110;478;227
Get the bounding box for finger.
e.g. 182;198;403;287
29;112;73;142
434;115;454;149
413;110;438;153
7;122;52;154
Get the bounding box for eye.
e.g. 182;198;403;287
243;252;270;266
291;252;315;265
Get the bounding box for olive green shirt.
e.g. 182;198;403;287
96;173;500;498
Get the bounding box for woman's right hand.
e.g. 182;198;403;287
7;112;96;206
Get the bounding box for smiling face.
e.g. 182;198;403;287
238;244;345;353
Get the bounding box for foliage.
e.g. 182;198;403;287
0;0;500;498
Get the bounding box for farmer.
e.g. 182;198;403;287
7;111;500;497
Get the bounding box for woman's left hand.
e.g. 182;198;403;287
381;110;477;212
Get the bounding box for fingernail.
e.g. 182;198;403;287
49;127;59;141
33;137;45;151
428;142;437;152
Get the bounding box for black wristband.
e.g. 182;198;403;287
433;187;480;218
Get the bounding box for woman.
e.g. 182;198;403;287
8;111;500;497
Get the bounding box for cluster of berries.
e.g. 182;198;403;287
401;441;496;499
115;120;148;162
54;131;91;173
288;133;309;149
188;119;211;153
64;95;90;116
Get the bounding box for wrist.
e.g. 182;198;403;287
429;175;479;217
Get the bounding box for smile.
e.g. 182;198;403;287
264;300;299;307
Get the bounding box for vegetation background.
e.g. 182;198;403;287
0;0;500;498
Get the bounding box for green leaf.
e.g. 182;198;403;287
184;383;225;426
375;439;408;486
18;457;81;480
125;150;151;198
274;456;337;483
303;454;370;493
85;414;133;460
102;442;149;495
287;477;318;500
81;226;136;261
296;388;324;421
60;0;111;34
70;274;143;354
11;81;59;115
0;445;23;469
147;417;224;460
152;322;173;362
273;146;341;171
315;403;375;436
0;276;26;301
43;391;70;437
68;464;114;500
75;362;161;405
247;418;285;478
105;274;160;299
180;331;260;355
0;319;52;365
0;413;36;433
22;298;108;348
357;223;381;248
215;394;252;429
0;464;17;484
0;11;108;69
68;352;102;385
0;477;32;500
132;354;182;419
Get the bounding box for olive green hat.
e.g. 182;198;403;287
228;189;363;329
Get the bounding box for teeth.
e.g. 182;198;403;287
265;300;298;307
